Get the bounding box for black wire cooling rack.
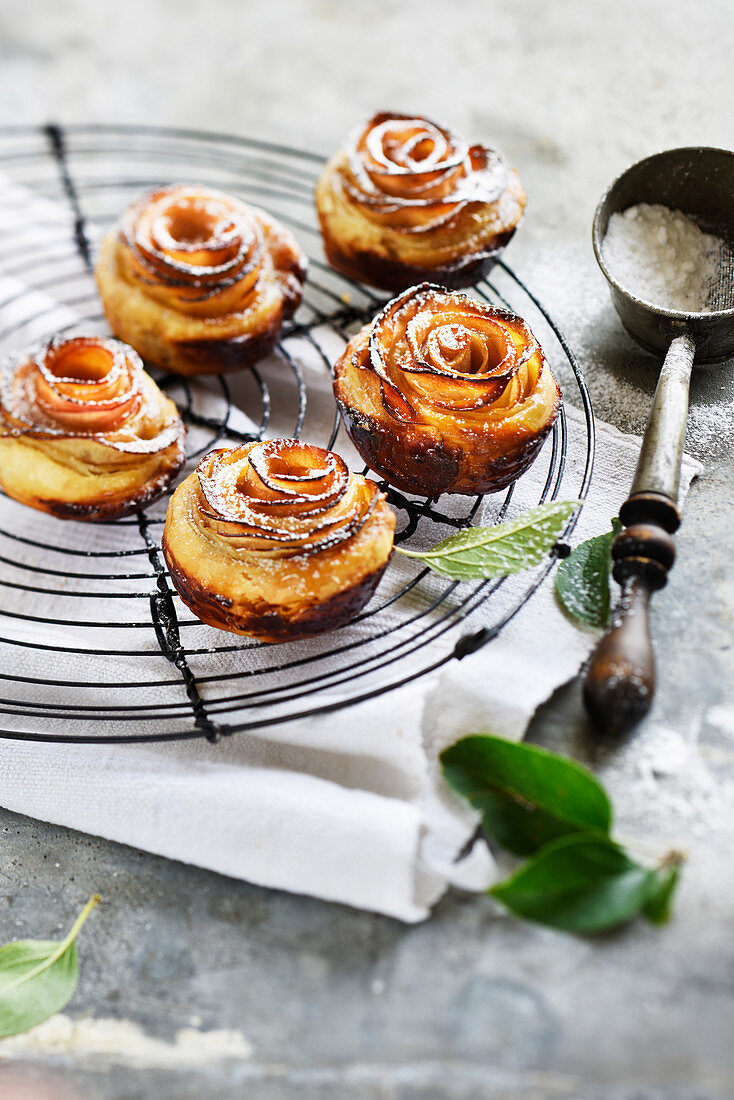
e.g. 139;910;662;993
0;123;595;744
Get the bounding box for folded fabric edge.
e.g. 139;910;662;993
0;740;473;923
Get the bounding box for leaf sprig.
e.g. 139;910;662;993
555;517;622;627
441;736;684;933
0;893;100;1038
396;500;581;580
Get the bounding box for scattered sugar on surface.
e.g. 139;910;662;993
602;203;724;313
597;722;731;845
516;241;734;463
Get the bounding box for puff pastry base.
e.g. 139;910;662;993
333;284;561;498
96;189;307;376
317;155;526;293
163;441;395;642
0;337;185;521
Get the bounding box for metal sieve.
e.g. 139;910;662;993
585;146;734;735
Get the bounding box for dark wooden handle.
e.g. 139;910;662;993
583;492;679;736
583;332;695;736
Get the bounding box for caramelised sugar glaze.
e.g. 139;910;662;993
192;439;382;556
333;284;561;497
163;438;396;641
364;284;548;423
0;335;182;452
342;112;510;230
119;184;267;314
316;112;527;292
96;182;308;376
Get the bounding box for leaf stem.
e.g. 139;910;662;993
61;895;101;953
614;834;687;866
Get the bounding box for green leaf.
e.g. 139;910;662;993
643;854;684;925
555;517;622;628
396;500;581;580
441;735;612;856
0;894;100;1038
442;735;686;934
490;835;656;933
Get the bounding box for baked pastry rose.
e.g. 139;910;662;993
315;112;526;292
333;284;561;498
163;439;395;641
0;335;185;520
96;184;308;376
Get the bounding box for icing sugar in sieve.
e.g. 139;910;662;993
602;203;728;314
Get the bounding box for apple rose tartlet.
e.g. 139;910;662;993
95;184;308;376
333;284;561;498
315;112;526;292
0;335;185;520
162;439;395;641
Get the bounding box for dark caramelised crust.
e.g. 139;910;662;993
168;315;285;377
337;399;460;498
332;286;562;498
336;397;555;498
321;228;515;294
164;529;391;643
157;258;306;376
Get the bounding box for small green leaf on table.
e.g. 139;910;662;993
396;500;581;580
441;735;612;856
0;894;100;1038
490;835;660;933
555;517;622;628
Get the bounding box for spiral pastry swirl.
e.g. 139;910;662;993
96;184;308;376
163;439;395;641
333;284;561;497
0;335;185;520
316;112;526;291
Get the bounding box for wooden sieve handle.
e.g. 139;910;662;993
583;335;694;735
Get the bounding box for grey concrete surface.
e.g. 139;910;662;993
0;0;733;1096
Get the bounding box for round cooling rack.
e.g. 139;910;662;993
0;123;595;743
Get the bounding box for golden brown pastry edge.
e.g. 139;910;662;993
95;226;307;377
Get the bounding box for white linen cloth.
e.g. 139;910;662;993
0;174;701;921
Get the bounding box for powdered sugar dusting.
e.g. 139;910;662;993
602;203;724;313
513;239;734;464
